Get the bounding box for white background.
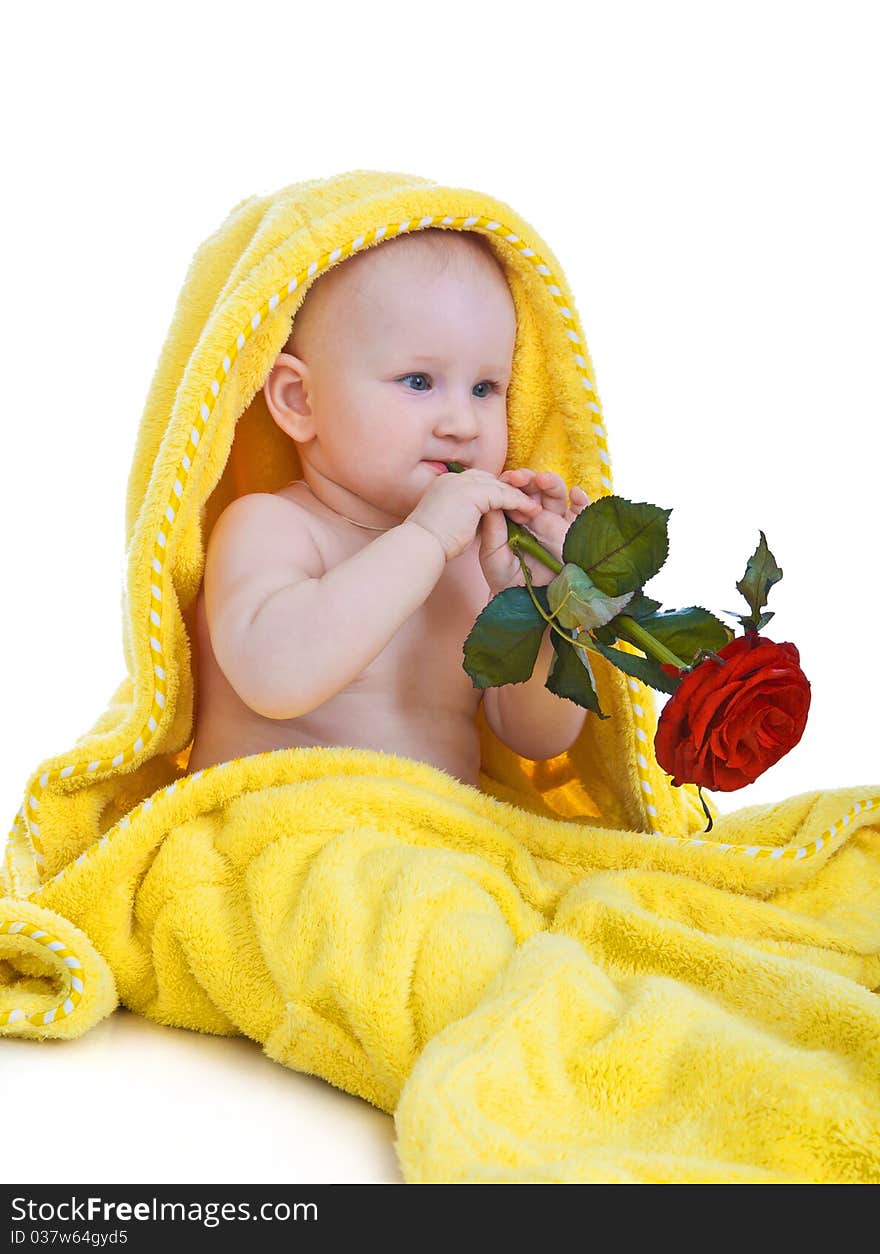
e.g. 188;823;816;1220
2;0;877;1186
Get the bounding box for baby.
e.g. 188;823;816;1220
187;228;591;785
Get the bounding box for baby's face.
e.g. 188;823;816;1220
269;236;516;520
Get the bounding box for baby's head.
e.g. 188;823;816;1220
263;228;516;525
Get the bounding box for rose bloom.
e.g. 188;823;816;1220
654;631;811;791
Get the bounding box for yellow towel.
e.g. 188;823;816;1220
2;170;878;1183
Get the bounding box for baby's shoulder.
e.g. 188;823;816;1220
205;491;324;583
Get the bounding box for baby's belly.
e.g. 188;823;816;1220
191;698;482;784
187;688;483;785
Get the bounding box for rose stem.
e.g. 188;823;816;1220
612;616;688;669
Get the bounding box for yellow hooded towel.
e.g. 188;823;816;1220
2;170;879;1184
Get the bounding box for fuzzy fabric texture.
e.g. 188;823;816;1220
2;170;879;1182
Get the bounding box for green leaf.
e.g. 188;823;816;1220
463;585;550;688
545;630;610;717
736;532;782;631
617;606;734;666
561;496;672;597
547;563;635;630
587;636;681;695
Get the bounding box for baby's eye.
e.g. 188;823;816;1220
397;374;503;397
473;380;503;398
398;373;431;391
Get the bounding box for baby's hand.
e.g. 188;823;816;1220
479;469;590;595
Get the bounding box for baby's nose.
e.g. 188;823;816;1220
437;399;481;436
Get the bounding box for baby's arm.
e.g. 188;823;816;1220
204;494;446;719
482;633;587;761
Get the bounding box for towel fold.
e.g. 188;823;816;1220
4;747;879;1181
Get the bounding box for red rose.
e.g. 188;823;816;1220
654;632;811;791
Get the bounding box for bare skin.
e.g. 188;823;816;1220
187;480;495;785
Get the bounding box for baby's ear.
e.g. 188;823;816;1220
264;353;314;442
